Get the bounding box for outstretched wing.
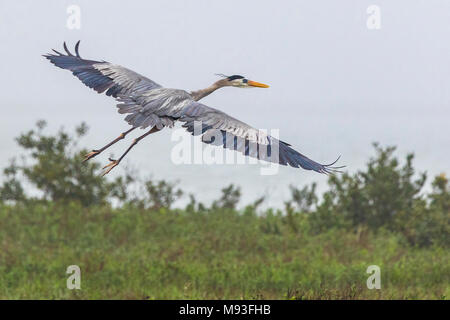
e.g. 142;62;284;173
179;102;344;174
43;41;161;98
45;42;181;129
116;96;343;173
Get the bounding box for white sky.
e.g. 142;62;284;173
1;1;449;208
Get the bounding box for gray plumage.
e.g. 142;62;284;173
44;41;343;174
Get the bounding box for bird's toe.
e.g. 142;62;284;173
83;150;100;162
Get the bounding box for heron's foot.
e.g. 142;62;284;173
101;158;119;176
83;150;101;162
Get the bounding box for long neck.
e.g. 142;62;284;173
190;80;225;101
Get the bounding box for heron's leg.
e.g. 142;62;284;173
83;127;137;162
101;126;161;176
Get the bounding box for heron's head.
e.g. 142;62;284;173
215;74;270;88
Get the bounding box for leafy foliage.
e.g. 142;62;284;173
287;143;448;247
0;121;184;209
0;121;448;299
321;144;427;229
0;121;120;206
0;203;448;299
143;179;183;210
287;183;318;213
211;184;241;210
0;122;448;247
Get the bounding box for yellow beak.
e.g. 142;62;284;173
247;80;270;88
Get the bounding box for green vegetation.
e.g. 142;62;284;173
0;121;448;299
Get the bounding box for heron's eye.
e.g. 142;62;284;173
243;79;248;83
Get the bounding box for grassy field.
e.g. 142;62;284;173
0;202;447;299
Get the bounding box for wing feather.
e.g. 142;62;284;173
179;102;344;174
44;41;161;97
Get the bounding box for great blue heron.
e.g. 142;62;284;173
44;41;343;175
